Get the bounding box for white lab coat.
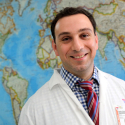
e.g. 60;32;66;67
18;68;125;125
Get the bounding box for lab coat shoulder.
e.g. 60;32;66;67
18;69;90;125
98;69;125;104
18;69;62;124
98;69;125;88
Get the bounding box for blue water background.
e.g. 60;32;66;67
0;0;52;124
94;41;125;80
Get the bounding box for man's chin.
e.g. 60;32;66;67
69;66;89;75
74;65;89;71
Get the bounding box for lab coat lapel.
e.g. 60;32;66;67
98;69;117;125
98;70;109;125
53;70;95;125
60;81;95;125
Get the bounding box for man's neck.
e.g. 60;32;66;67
64;65;94;81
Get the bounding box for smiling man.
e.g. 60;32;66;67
52;13;98;80
18;7;125;125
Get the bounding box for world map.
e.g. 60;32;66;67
0;0;125;124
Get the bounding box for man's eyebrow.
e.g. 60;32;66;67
58;28;92;38
78;28;92;32
58;32;70;38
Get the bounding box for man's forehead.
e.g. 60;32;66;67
55;14;94;36
55;14;89;26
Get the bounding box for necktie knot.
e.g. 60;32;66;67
77;79;93;91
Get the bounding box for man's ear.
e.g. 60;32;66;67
52;40;59;56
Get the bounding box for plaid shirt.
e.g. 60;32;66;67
60;66;100;114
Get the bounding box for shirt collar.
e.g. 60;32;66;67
60;66;99;89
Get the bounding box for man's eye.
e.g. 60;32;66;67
62;37;70;41
82;34;89;37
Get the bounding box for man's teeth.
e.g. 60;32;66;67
74;54;86;58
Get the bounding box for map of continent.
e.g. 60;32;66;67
0;0;125;124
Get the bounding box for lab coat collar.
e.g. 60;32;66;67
49;68;64;90
49;68;107;90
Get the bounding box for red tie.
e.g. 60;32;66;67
77;80;99;125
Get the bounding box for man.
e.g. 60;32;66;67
18;7;125;125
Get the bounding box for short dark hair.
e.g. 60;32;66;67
51;7;96;43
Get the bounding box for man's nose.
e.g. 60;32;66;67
71;38;83;52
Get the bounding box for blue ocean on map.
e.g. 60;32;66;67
0;0;53;124
95;41;125;80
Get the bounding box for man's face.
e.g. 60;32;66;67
52;14;98;79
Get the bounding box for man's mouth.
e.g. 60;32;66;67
71;53;88;58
